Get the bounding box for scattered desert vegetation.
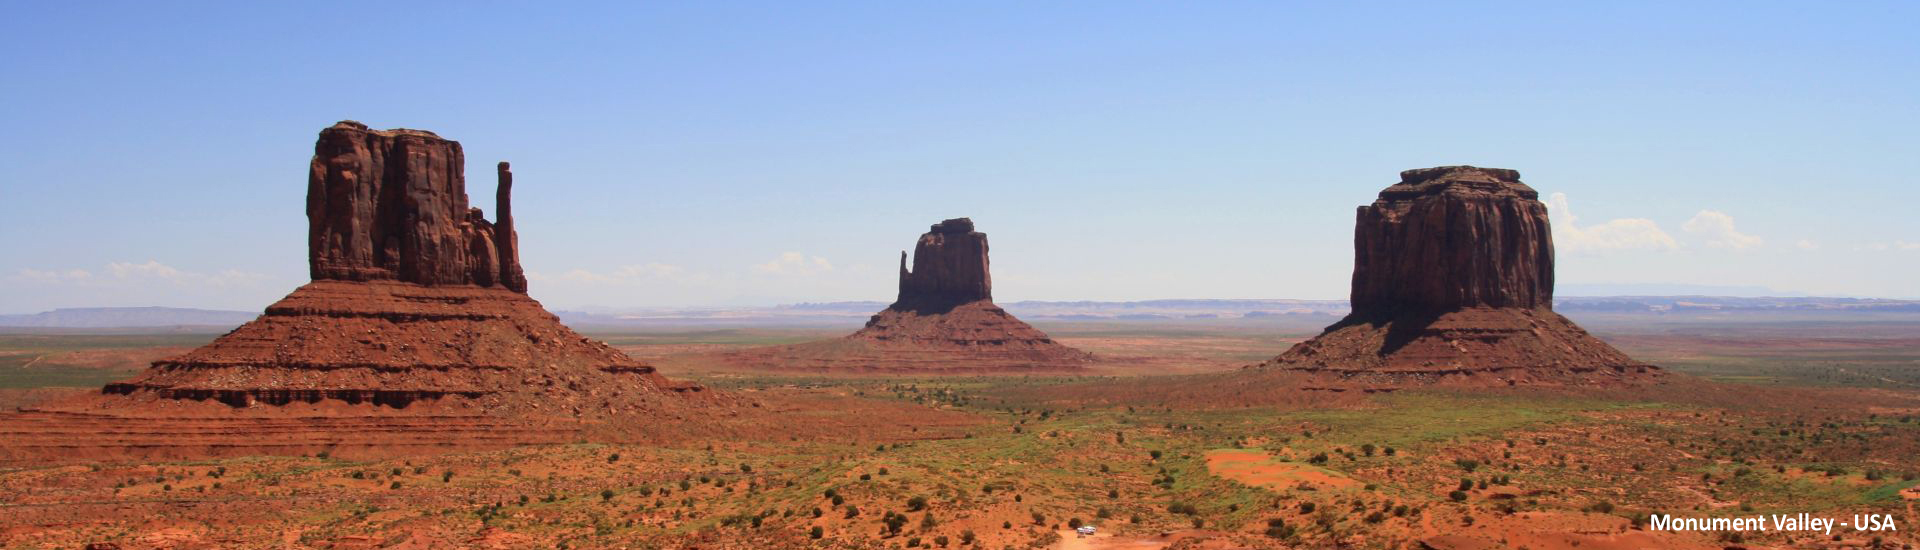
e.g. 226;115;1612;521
1;316;1917;548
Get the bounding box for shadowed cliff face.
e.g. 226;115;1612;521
1349;166;1554;317
892;218;992;313
307;121;527;292
1261;166;1658;385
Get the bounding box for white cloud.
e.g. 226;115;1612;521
107;260;182;279
15;268;93;282
1794;239;1820;250
204;269;269;287
527;262;698;284
547;269;613;283
753;252;834;276
613;263;687;279
1682;210;1764;250
1546;193;1680;253
1861;241;1920;252
11;260;265;288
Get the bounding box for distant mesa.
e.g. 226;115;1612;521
0;307;255;329
1;121;730;462
1256;166;1662;387
718;218;1093;373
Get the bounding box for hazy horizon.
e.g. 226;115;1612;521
7;286;1913;317
4;2;1916;313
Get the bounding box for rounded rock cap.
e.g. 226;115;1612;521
1398;165;1521;184
1383;165;1535;200
930;217;976;234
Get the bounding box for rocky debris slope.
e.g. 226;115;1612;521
720;218;1092;373
4;122;730;462
92;280;709;417
1258;166;1660;387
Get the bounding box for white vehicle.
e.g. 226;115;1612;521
1076;525;1097;536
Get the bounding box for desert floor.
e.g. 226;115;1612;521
1;316;1916;549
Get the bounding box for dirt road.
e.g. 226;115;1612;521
1053;530;1169;550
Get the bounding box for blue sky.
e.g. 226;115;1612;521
2;1;1915;312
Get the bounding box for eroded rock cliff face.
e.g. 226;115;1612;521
307;121;526;292
1260;166;1659;388
719;218;1091;373
894;218;992;312
1350;167;1553;315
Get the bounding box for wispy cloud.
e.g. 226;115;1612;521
1858;241;1920;252
526;262;701;284
11;260;267;288
14;268;94;282
1682;210;1764;250
752;252;834;276
1546;193;1680;253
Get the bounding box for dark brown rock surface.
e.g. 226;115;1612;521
894;218;991;312
307;121;525;292
1260;166;1659;387
1351;166;1553;315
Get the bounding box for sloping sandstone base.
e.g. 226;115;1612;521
1257;308;1660;388
1;281;731;462
720;302;1092;374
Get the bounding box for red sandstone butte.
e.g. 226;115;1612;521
308;122;527;291
720;218;1092;374
1258;166;1660;387
0;122;728;462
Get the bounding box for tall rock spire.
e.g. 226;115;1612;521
494;162;527;293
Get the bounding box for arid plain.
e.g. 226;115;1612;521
2;304;1917;549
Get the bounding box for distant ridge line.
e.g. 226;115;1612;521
9;296;1919;329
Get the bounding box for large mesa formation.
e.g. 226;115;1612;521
1;122;724;461
721;218;1092;373
1258;166;1660;387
